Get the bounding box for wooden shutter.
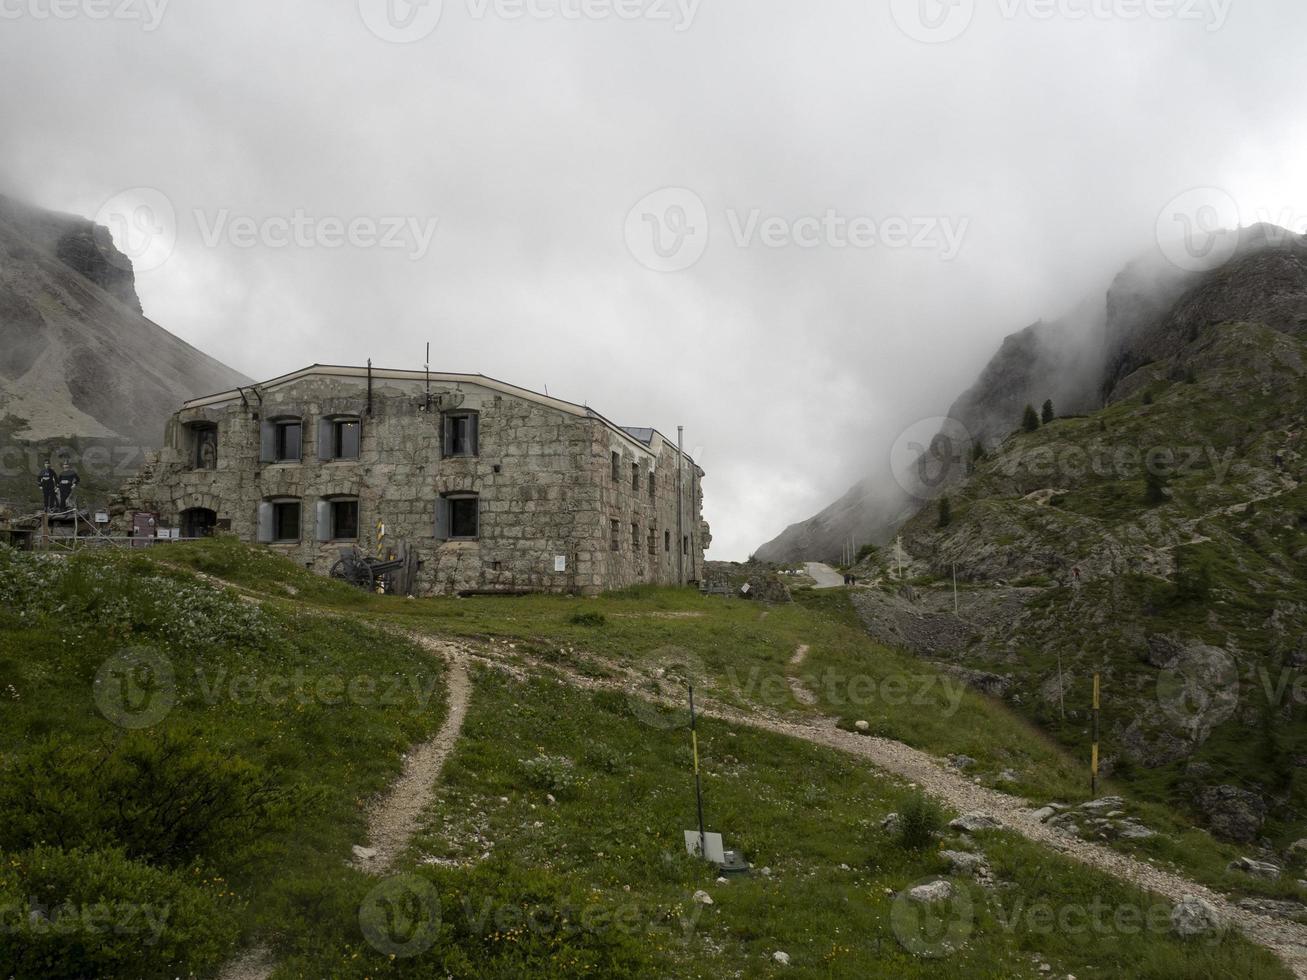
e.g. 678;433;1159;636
469;414;479;456
317;418;333;461
256;502;273;543
434;497;449;540
259;421;276;463
315;500;332;542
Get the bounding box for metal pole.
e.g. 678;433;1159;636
1091;673;1101;796
690;684;706;855
677;426;684;587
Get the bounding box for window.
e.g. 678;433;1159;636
191;424;218;470
436;494;479;540
682;535;689;556
648;469;656;500
326;418;360;460
275;421;302;462
631;521;639;552
611;452;621;482
632;462;640;492
332;499;359;540
664;530;671;553
647;526;657;556
443;412;479;457
610;519;620;552
273;500;301;542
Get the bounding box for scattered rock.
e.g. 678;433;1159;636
947;755;977;770
760;866;773;877
941;850;987;873
1032;806;1058;822
908;880;954;904
1227;856;1281;880
950;813;1001;833
855;720;870;733
693;890;714;906
997;769;1020;784
772;951;791;966
1079;797;1126;813
351;845;378;861
546;794;556;805
1171;895;1223;937
1236;898;1307;922
881;813;902;834
1117;821;1156;840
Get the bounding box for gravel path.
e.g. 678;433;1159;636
805;562;846;589
353;635;471;874
464;640;1307;978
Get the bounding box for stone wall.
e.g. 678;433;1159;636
118;371;708;596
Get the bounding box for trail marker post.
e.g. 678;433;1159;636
1091;672;1101;796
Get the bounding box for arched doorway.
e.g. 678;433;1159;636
180;508;218;539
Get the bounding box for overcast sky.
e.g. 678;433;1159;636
3;0;1306;558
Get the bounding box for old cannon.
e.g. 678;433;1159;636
329;546;406;592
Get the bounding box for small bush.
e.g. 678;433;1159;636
569;611;607;628
0;845;238;980
520;754;578;797
582;743;628;774
897;793;944;851
0;731;301;868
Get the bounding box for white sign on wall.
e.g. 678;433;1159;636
554;556;567;572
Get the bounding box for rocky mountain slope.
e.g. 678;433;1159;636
0;194;249;502
756;225;1307;563
845;237;1307;857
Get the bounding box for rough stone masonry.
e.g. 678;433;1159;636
117;364;709;596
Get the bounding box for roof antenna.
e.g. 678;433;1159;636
425;342;431;413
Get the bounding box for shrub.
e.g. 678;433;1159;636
1021;404;1040;433
569;611;607;628
856;543;879;563
1144;470;1169;505
0;731;301;868
897;793;944;851
0;845;238;980
1041;400;1055;425
520;754;578;797
937;497;953;528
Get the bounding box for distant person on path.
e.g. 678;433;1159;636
38;461;57;511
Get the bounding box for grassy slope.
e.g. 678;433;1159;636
1;538;1293;976
882;322;1307;892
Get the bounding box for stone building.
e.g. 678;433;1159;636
120;364;709;596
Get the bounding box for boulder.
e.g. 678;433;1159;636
772;951;791;966
941;850;987;873
1199;785;1266;843
908;879;954;904
693;890;714;906
881;813;902;834
1170;895;1223;937
950;813;1001;833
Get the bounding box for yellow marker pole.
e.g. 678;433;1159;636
689;685;706;857
1091;673;1101;797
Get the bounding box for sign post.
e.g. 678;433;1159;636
1091;673;1101;796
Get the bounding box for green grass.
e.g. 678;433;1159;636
275;666;1288;978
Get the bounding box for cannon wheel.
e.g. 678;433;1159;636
330;558;375;591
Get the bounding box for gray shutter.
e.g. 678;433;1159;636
469;414;479;456
259;420;276;462
441;414;451;457
434;497;449;540
316;500;332;541
317;418;333;461
256;502;273;543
